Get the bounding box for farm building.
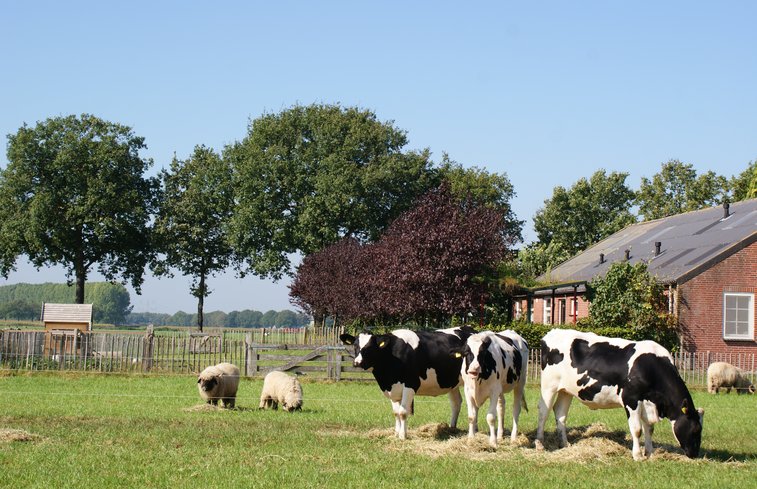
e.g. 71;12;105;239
513;198;757;355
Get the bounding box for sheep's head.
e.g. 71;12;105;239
282;390;302;412
198;376;218;392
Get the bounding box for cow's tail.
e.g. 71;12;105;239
521;389;529;413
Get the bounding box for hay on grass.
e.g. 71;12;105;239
322;422;714;464
0;429;41;443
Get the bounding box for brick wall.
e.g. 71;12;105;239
678;242;757;354
513;295;589;325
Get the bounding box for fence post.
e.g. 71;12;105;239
335;347;342;382
244;333;255;377
142;325;154;373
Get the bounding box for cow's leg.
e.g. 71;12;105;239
642;420;655;457
464;387;479;438
397;388;414;440
535;387;558;450
626;406;645;461
448;388;462;429
390;400;402;437
495;394;505;445
485;396;498;447
553;391;573;448
510;385;523;442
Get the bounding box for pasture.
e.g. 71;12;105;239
0;372;754;488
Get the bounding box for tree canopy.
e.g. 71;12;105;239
153;145;235;331
729;159;757;201
0;114;158;303
636;159;727;221
225;103;435;280
290;185;512;327
523;170;636;278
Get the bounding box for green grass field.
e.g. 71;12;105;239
0;372;754;488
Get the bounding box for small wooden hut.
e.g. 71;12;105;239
42;303;93;356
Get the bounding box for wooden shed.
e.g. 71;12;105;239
42;303;93;356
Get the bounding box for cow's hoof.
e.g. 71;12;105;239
534;440;545;451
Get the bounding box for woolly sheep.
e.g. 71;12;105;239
707;362;755;395
197;362;241;408
259;371;303;412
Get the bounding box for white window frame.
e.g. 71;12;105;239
723;292;754;341
514;301;522;320
570;298;579;317
543;297;552;325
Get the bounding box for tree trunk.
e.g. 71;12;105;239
197;273;205;332
75;253;86;304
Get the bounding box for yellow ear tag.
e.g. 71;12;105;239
454;352;462;358
682;407;688;414
379;341;386;348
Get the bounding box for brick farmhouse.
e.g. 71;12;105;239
513;198;757;355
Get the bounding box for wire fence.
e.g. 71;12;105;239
0;328;754;388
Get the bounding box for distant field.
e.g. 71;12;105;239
0;373;754;488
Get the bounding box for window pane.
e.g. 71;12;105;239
724;293;754;338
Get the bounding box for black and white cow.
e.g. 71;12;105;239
535;329;704;460
340;326;475;440
458;330;528;447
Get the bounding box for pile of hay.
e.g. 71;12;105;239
0;429;41;443
324;422;646;463
184;403;222;413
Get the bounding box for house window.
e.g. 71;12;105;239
570;298;579;317
558;299;566;324
723;292;754;340
543;298;552;325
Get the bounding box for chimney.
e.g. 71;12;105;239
654;241;661;256
723;201;730;219
625;249;631;261
599;253;605;264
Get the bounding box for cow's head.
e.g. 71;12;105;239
462;334;497;381
672;398;704;458
340;333;389;370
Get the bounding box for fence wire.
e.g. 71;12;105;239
0;329;755;387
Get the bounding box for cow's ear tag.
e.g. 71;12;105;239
681;407;688;414
454;352;462;358
379;340;387;348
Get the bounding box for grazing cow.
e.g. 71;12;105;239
535;329;703;460
340;326;475;440
458;330;528;447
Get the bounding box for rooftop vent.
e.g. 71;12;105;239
599;253;605;264
625;249;631;261
654;241;661;256
723;201;730;219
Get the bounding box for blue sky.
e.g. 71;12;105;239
1;1;755;314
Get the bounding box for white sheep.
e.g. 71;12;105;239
707;361;755;394
259;371;303;412
197;362;241;408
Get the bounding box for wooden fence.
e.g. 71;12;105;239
1;328;755;387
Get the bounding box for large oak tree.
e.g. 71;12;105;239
0;114;158;303
225;103;435;280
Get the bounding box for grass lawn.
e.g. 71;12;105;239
0;371;754;488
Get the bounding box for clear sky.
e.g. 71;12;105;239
1;1;755;314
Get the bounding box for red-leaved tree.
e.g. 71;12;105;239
289;185;513;327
